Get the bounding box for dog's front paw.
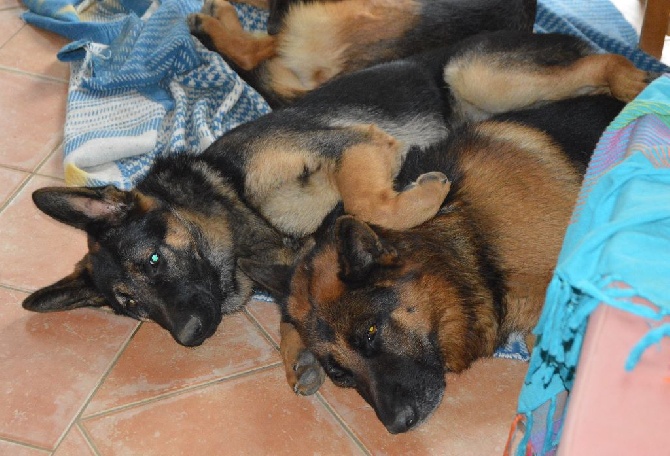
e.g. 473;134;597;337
186;13;205;34
292;349;326;396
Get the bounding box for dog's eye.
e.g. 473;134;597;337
149;252;160;267
367;324;378;343
323;356;355;388
146;252;162;273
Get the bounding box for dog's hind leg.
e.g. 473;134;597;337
444;33;650;119
188;0;277;71
336;125;451;230
280;321;326;395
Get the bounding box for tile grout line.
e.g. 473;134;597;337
0;435;50;454
0;140;65;216
75;422;103;456
32;140;66;180
0;9;24;51
314;392;372;456
78;361;284;422
243;304;280;350
0;64;70;84
50;320;143;453
0;170;31;215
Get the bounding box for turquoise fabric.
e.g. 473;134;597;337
516;75;670;455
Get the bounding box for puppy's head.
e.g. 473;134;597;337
23;186;250;347
245;215;466;433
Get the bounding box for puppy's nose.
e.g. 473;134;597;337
385;404;417;434
174;315;205;347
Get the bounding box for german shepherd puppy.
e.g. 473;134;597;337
22;32;649;350
187;0;537;106
241;94;626;433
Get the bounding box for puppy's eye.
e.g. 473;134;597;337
367;324;377;343
149;252;160;267
323;356;355;388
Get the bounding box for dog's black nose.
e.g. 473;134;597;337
385;404;417;434
174;315;206;347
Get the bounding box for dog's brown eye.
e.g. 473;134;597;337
367;324;377;343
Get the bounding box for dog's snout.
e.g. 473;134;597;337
174;315;206;347
385;404;417;434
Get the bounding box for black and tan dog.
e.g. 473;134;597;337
187;0;537;106
22;32;648;353
242;94;626;433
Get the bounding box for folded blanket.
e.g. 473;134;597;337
511;74;670;456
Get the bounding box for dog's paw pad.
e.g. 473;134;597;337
293;349;325;396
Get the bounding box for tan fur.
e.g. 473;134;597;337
397;275;499;372
266;0;420;99
244;138;340;235
458;121;582;334
445;53;649;119
192;1;277;71
336;125;451;229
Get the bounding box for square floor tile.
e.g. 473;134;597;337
0;72;67;171
0;175;87;291
84;312;281;416
318;358;528;456
0;286;138;450
0;25;70;81
83;366;364;456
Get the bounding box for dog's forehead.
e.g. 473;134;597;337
294;244;399;332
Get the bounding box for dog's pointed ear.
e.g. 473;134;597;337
335;215;399;283
22;255;108;312
32;186;135;231
238;258;293;300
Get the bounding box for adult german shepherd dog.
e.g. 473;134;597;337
187;0;537;106
23;31;647;359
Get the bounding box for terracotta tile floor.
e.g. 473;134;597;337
0;6;530;456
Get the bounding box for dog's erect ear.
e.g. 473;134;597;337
32;186;135;230
335;215;399;284
22;255;108;313
238;258;293;300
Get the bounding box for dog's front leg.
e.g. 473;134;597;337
336;125;451;230
188;0;277;71
280;321;325;395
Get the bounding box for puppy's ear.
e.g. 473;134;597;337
238;258;293;300
32;186;135;231
22;255;108;312
335;215;399;284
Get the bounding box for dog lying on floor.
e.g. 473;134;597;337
242;94;625;433
23;31;648;386
187;0;537;106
